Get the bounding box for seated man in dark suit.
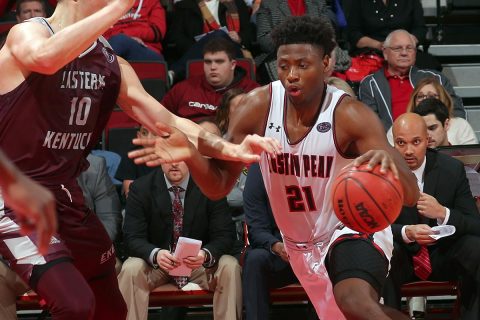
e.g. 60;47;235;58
242;163;298;320
118;160;242;320
384;113;480;319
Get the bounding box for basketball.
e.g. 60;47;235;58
331;164;404;233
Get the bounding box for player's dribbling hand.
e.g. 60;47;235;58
2;172;57;255
350;149;399;179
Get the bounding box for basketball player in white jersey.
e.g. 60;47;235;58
131;16;419;319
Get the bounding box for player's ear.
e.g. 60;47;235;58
324;54;333;74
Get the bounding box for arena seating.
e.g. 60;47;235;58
0;21;14;34
129;60;169;102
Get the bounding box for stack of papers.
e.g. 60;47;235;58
168;237;202;277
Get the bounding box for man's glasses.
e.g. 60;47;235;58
415;93;439;102
387;46;416;53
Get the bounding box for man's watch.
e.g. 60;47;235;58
203;249;211;264
152;249;160;269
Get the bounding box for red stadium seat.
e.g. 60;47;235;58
0;21;15;34
400;281;460;318
130;60;168;82
129;60;169;102
186;58;256;81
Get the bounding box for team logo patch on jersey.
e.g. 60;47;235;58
317;122;331;133
102;47;115;64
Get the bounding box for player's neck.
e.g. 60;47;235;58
287;94;324;127
48;2;84;31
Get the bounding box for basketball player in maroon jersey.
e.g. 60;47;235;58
131;17;419;319
0;1;279;319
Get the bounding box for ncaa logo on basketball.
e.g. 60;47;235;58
317;122;331;133
355;202;380;230
102;48;115;64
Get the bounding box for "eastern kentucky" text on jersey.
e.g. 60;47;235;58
60;70;105;90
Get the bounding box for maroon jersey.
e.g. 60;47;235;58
0;18;121;184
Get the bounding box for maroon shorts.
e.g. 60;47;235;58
0;181;116;284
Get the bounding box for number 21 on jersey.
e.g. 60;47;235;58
286;185;317;212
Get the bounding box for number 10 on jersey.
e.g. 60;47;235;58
69;97;92;126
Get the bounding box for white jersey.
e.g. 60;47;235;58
259;81;351;243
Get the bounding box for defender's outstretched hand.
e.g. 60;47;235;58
129;122;281;166
1;169;57;255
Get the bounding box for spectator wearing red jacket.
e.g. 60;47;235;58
103;0;166;61
162;37;259;122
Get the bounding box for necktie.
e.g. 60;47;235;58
412;245;432;280
169;186;189;289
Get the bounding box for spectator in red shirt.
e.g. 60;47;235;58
162;37;259;122
103;0;167;61
358;29;465;131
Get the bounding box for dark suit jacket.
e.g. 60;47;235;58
244;163;282;250
123;169;234;265
392;149;480;254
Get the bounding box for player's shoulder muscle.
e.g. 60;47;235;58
228;85;271;140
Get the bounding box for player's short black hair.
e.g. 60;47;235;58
413;98;450;126
203;37;237;61
271;16;336;57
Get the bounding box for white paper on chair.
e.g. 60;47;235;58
168;237;202;277
194;26;228;42
429;225;456;240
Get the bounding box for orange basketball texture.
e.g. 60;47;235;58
331;164;404;233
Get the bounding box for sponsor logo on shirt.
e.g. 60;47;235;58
188;101;217;111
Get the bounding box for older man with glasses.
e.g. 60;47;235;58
358;29;465;131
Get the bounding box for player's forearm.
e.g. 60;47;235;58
184;146;241;200
0;150;21;191
15;2;132;74
128;100;242;161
